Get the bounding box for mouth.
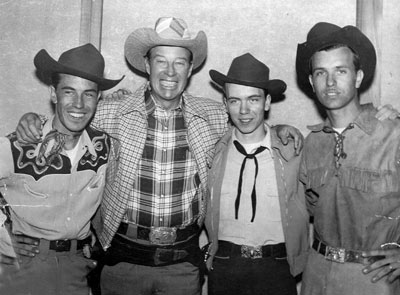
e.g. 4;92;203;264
68;112;85;119
160;80;178;89
239;118;253;124
325;89;339;96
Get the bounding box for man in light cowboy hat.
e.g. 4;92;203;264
297;22;400;294
204;53;309;295
0;43;122;294
13;17;303;294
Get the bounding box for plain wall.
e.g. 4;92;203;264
1;0;359;136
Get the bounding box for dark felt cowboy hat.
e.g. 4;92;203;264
296;22;376;94
34;43;123;91
124;17;207;73
209;53;286;99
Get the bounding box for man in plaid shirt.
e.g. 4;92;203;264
13;17;304;295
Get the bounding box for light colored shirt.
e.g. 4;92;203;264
219;126;284;246
0;118;110;240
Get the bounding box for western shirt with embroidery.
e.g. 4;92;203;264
300;104;400;251
0;119;111;240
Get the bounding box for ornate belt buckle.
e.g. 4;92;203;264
241;245;263;259
325;245;346;263
149;227;177;245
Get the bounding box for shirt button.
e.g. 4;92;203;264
69;193;73;197
397;159;400;165
66;217;71;221
164;126;168;130
161;194;164;198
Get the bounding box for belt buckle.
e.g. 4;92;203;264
325;245;345;263
149;227;177;245
54;240;71;252
241;245;262;259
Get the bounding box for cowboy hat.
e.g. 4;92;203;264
296;22;376;94
124;17;207;73
209;53;286;99
34;43;123;91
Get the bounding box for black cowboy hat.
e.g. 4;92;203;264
296;22;376;95
209;53;286;99
34;43;123;91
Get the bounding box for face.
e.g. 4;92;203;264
145;46;193;109
51;74;100;137
309;46;364;111
225;83;271;143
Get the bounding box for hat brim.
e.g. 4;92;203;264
124;28;207;73
296;25;376;96
34;49;124;91
209;70;287;100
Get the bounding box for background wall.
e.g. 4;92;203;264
1;0;359;136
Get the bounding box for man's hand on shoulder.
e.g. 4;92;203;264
376;104;400;121
104;88;132;100
16;113;43;144
275;124;304;155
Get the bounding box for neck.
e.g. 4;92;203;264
151;92;181;112
63;134;81;150
234;126;267;144
326;100;362;128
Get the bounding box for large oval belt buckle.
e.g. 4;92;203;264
149;227;177;245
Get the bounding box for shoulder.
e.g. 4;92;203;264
184;92;227;116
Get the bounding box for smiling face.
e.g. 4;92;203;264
51;74;100;137
309;46;364;111
145;46;193;110
225;83;270;144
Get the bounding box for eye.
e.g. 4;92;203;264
85;92;96;98
313;70;325;77
249;98;260;103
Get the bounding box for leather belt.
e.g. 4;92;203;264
102;232;202;267
312;238;382;264
17;234;91;252
117;222;199;245
215;240;287;259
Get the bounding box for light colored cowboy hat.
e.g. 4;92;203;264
124;17;207;73
296;22;376;95
210;53;286;100
34;43;123;91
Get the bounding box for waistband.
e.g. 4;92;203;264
215;240;287;259
102;232;202;267
117;222;200;246
16;234;91;252
312;238;382;264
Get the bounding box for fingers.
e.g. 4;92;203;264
13;235;39;257
105;88;132;100
375;104;400;121
16;113;43;144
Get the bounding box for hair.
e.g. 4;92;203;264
309;44;361;74
145;46;194;63
51;72;62;88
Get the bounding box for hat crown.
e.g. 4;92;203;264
227;53;270;83
154;17;191;40
57;43;105;77
307;22;342;42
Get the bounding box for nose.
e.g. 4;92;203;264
166;62;176;76
74;93;84;108
327;72;336;86
239;101;249;114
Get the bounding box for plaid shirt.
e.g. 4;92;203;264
93;83;228;248
125;92;200;227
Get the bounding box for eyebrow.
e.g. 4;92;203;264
227;94;262;100
60;86;98;93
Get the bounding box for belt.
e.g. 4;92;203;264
103;232;202;267
17;234;91;252
312;238;382;264
215;240;287;259
117;222;200;245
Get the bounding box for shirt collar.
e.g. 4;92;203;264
33;116;97;158
307;103;378;135
231;124;273;156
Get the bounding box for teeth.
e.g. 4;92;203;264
160;81;177;88
70;113;84;118
240;119;251;123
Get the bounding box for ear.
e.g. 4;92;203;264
308;74;315;92
264;94;272;111
144;57;151;75
187;62;194;78
50;86;57;104
355;69;364;89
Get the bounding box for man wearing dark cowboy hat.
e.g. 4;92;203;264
297;22;400;295
14;17;303;295
0;43;122;294
205;53;309;295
